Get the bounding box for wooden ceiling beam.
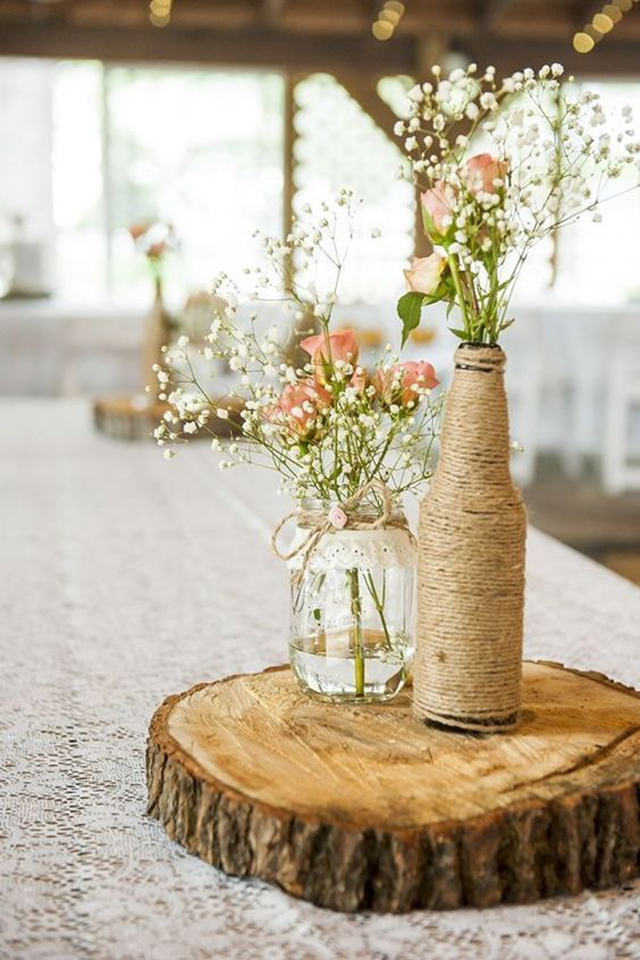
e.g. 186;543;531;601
263;0;289;26
480;0;520;31
7;0;639;40
461;32;640;75
0;19;418;72
1;5;639;73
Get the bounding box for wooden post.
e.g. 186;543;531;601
282;71;296;241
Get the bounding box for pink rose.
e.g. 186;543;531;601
421;182;457;237
277;378;331;435
404;253;446;296
259;402;283;426
376;361;439;408
350;367;369;395
129;222;150;241
300;329;359;381
463;153;508;196
328;505;348;529
146;241;167;260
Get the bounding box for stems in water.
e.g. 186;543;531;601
363;570;393;650
348;569;365;697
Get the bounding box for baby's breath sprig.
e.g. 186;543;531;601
396;63;640;345
154;193;443;506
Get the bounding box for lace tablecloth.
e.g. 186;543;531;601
2;399;639;960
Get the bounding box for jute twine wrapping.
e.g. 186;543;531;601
413;344;526;732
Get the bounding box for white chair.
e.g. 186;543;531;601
536;308;586;478
503;309;545;487
603;312;640;493
59;313;143;397
562;311;613;478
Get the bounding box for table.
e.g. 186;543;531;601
1;399;639;960
0;300;144;397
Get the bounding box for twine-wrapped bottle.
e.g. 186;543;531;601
414;343;526;732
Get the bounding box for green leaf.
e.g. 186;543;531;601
448;327;469;340
397;292;425;347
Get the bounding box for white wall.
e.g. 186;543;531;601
0;57;54;245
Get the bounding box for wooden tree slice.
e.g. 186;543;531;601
146;661;640;913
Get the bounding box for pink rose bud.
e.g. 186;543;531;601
420;181;457;237
404;253;446;296
328;505;348;529
463;153;509;196
375;361;439;408
277;378;332;435
300;329;360;383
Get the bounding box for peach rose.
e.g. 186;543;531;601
146;241;167;259
404;253;446;296
259;401;283;426
463;153;508;196
376;361;439;407
350;367;369;395
277;378;332;435
421;182;457;236
300;329;359;381
129;223;150;241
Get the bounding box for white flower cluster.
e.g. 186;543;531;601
396;63;640;344
154;196;442;504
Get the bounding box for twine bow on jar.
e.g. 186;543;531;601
271;479;414;582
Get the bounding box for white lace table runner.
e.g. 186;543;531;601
1;400;639;960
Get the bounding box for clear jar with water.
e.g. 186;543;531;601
288;502;416;703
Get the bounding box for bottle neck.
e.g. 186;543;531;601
435;343;512;486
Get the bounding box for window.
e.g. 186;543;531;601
3;59;639;310
52;62;285;306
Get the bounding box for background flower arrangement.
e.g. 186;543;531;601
129;220;179;290
395;63;640;345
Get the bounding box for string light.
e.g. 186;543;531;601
603;4;623;22
573;31;595;52
149;0;172;28
372;0;405;41
573;0;639;53
372;20;394;40
592;12;614;31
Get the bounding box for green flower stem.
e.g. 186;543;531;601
363;571;393;650
348;569;365;697
447;253;472;340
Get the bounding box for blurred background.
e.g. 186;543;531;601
1;0;640;579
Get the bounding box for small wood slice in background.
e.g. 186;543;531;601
146;662;640;913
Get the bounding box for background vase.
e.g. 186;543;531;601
142;277;172;400
413;343;526;732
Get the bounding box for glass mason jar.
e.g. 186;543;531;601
288;501;416;703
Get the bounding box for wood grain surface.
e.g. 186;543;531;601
147;661;640;912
